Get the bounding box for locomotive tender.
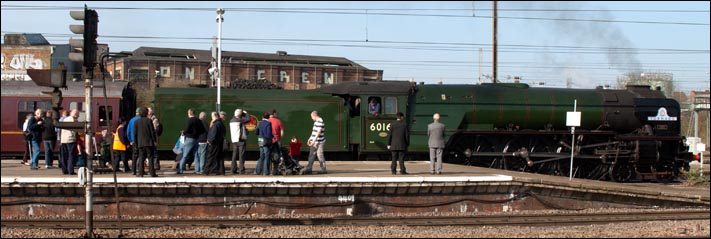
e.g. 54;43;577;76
155;81;692;182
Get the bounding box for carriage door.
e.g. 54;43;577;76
363;96;398;152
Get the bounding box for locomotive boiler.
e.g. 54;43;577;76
409;83;690;182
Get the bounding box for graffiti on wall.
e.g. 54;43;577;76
1;53;48;81
1;53;46;70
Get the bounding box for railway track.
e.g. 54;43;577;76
3;210;708;229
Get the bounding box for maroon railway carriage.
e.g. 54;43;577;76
1;80;125;156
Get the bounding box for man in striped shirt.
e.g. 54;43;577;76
303;111;327;174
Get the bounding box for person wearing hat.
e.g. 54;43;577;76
126;107;142;175
229;109;250;174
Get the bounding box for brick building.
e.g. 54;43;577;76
105;47;382;90
1;34;77;81
2;33;109;82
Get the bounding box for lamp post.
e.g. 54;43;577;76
216;8;224;113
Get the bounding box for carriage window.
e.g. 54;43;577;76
384;97;397;115
19;101;30;112
17;100;51;129
37;101;52;110
98;106;113;127
367;97;381;117
69;102;86;121
69;102;82;111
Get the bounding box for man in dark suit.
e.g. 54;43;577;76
387;112;409;175
134;107;157;177
427;113;446;174
204;112;227;175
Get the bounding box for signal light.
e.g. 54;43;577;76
68;5;98;68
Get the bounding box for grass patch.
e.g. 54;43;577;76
680;166;710;187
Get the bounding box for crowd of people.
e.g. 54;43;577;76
165;108;328;176
22;105;447;176
21;108;86;175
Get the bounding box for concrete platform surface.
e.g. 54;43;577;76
1;160;512;184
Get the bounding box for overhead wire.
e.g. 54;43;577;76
1;4;709;25
3;32;709;54
1;5;707;88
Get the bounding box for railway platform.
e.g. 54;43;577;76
1;160;708;219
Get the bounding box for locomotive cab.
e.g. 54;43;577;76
321;81;414;155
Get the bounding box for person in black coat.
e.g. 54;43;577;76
28;109;45;170
204;112;227;175
42;110;57;169
387;112;409;175
134;107;157;177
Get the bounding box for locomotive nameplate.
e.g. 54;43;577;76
648;107;677;121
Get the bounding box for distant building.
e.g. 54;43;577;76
105;47;383;90
690;90;710;111
616;71;674;98
1;33;108;82
1;34;76;81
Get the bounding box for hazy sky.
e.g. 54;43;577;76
2;1;709;91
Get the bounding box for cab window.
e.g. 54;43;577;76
367;97;381;117
384;97;397;115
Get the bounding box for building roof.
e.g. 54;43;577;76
2;34;50;45
120;47;367;69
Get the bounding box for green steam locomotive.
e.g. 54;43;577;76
154;81;692;181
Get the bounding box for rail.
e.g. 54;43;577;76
3;210;708;229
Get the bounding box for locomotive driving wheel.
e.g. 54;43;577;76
447;134;477;165
527;136;560;175
502;137;529;171
609;161;634;182
473;136;501;169
448;135;498;167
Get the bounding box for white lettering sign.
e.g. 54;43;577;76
369;122;391;132
301;72;309;83
1;73;32;81
280;71;289;82
184;67;194;80
338;195;355;203
648;107;677;121
7;54;45;70
257;70;266;80
324;72;334;84
160;66;170;77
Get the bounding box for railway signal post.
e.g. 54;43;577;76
69;5;99;238
566;100;581;181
